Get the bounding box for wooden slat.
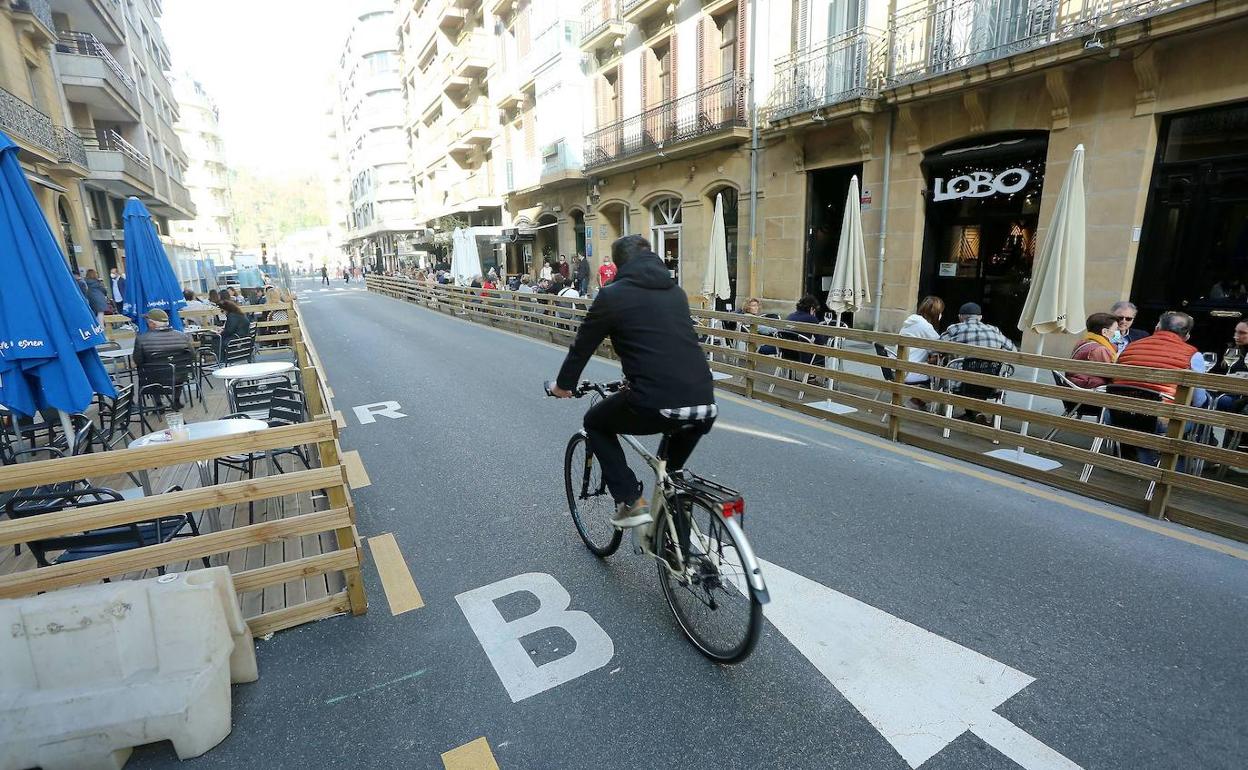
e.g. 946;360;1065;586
0;420;336;492
0;466;346;546
232;549;358;593
0;508;353;599
247;591;351;636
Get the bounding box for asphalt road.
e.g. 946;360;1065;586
134;278;1248;769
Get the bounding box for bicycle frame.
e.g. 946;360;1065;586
616;433;770;602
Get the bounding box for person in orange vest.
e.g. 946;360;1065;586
1112;311;1210;465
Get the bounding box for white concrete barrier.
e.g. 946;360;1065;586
0;568;258;770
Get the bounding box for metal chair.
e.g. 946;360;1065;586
940;357;1015;441
136;348;197;431
1096;384;1167;499
1046;371;1108;442
773;329;817;400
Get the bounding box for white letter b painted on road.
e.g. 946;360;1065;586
456;572;613;702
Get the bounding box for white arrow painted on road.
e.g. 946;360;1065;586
758;560;1081;769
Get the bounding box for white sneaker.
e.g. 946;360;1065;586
612;497;652;528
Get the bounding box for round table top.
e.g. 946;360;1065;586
211;361;295;380
129;418;269;448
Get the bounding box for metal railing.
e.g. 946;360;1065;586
889;0;1204;84
56;31;138;92
0;86;60;159
12;0;54;32
584;75;745;171
78;126;151;165
769;26;886;121
56;126;88;167
581;0;623;44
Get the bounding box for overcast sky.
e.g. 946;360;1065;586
162;0;356;177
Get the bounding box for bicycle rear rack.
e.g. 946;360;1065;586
669;469;746;527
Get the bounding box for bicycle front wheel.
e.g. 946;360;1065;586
564;432;622;556
657;493;762;663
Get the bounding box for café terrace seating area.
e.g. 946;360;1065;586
367;275;1248;543
0;300;367;636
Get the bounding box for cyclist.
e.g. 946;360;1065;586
550;234;717;528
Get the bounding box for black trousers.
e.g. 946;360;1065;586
584;391;712;505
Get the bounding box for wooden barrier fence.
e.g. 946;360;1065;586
366;275;1248;540
0;298;367;635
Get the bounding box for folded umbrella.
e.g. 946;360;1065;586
122;197;186;333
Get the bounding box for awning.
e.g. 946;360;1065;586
25;172;67;193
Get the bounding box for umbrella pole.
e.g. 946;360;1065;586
58;409;75;455
1017;335;1046;459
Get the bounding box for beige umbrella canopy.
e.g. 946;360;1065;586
1019;144;1087;335
702;192;732;302
827;175;870;318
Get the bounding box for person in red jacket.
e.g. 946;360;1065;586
1066;312;1120;389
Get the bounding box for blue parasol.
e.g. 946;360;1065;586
0;131;115;420
122;197;186;333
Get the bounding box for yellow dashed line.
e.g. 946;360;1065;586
441;737;499;770
367;533;424;615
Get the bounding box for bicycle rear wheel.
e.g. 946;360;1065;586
564;432;622;556
657;493;762;663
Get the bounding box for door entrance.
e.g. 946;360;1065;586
804;164;862;304
1134;103;1248;351
650;197;683;283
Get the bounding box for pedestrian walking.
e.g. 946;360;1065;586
574;253;590;295
321;266;329;285
82;268;110;327
109;267;126;309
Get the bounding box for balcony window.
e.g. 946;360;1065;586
717;10;737;80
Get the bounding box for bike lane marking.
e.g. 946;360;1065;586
366;533;424;615
441;737;499;770
755;558;1081;769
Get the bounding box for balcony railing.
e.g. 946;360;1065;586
0;86;60;160
79;127;151;165
889;0;1203;85
581;0;624;44
584;75;745;171
769;27;886;121
57;126;88;167
56;31;137;92
12;0;54;34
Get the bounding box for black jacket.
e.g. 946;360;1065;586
557;252;713;410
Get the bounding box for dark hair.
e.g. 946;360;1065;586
219;300;243;315
916;296;944;327
208;289;220;303
611;234;651;267
1085;312;1118;334
796;294;819;314
183;290;196;302
1158;310;1194;337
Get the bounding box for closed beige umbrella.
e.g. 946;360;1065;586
827;175;869;319
702;192;732;303
1001;144;1088;470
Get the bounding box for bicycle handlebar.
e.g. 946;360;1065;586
543;380;626;398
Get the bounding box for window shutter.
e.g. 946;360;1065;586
670;32;678;102
696;17;706;89
640;48;648;109
614;66;622;121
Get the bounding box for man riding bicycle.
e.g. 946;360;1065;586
550;235;717;528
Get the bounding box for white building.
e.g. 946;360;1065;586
335;2;420;272
170;75;236;266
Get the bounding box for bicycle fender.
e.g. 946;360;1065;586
723;516;769;604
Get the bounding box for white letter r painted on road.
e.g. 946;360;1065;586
352;401;407;425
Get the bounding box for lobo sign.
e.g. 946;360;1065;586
932;168;1031;202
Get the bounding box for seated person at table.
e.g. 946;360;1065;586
899;296;945;409
134;309;194;409
1066;312;1120;389
1212;320;1248;414
216;300;253;355
182;289;212;311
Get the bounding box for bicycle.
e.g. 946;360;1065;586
546;379;769;663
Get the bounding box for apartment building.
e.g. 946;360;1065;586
170;74;235;266
1;0;93;273
578;0;761;304
49;0;195;273
760;0;1248;351
490;0;590;276
398;0;505;271
336;2;420;272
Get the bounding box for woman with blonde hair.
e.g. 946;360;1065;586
898;296;944;407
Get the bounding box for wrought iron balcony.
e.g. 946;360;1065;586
57;126;88;168
888;0;1204;85
0;86;60;161
769;26;885;122
581;0;628;51
12;0;55;37
584;75;746;172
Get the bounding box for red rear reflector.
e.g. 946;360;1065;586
721;498;745;517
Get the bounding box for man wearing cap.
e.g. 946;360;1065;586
133;309;194;409
939;302;1017;423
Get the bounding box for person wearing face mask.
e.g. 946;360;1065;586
1066;312;1120;389
1109;300;1147;353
